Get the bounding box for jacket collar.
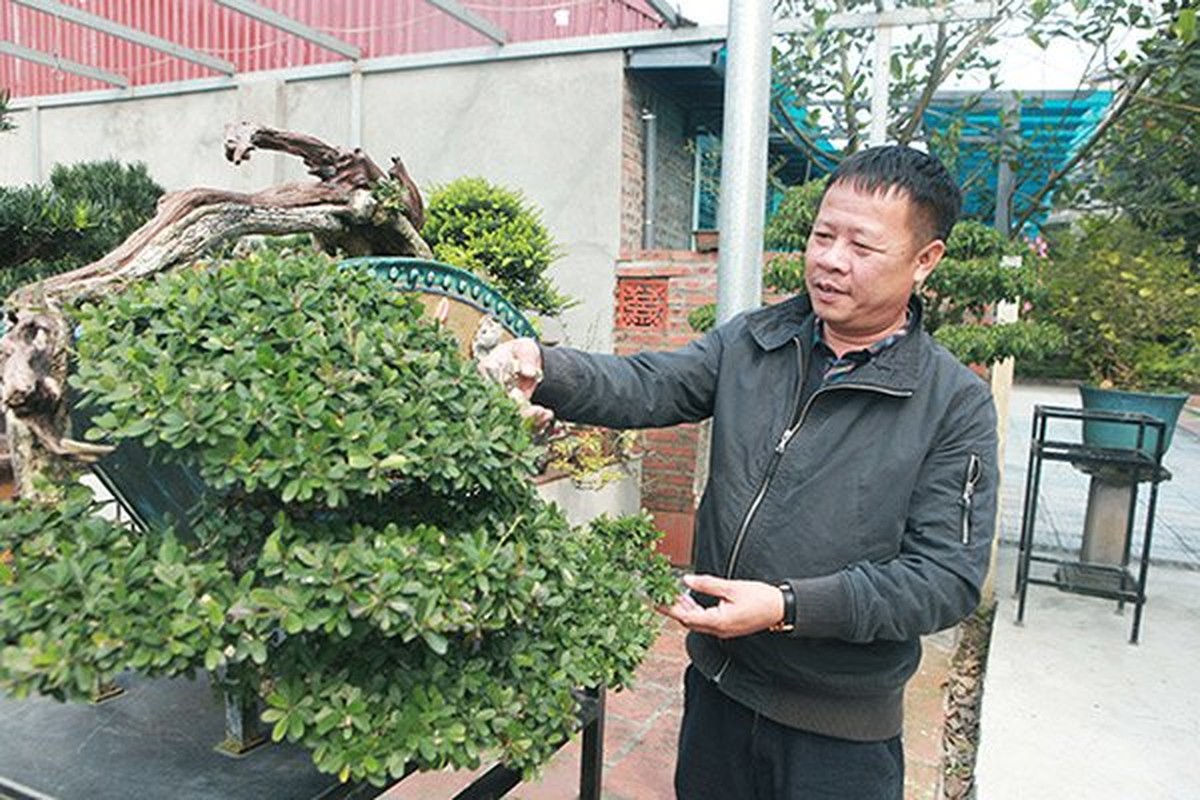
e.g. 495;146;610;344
745;294;928;393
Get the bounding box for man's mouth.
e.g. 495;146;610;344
811;280;847;296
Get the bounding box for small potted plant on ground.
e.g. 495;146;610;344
1046;215;1199;454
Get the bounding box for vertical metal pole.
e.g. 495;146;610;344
691;133;703;238
642;106;658;250
30;101;42;182
715;0;773;324
868;5;891;146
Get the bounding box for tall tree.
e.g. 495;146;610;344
769;1;1189;232
1061;5;1199;264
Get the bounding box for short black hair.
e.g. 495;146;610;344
824;145;962;243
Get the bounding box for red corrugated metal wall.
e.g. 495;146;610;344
0;0;664;99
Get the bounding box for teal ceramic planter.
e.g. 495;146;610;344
1079;385;1189;455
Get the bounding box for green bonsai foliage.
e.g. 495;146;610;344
695;205;1065;367
925;220;1065;365
0;160;163;299
423;177;573;316
764;178;828;252
1045;215;1200;392
0;249;674;785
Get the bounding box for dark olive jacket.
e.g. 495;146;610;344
533;294;998;741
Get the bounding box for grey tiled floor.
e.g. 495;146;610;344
1000;383;1200;568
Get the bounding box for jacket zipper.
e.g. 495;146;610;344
710;339;912;684
722;341;912;580
959;453;983;544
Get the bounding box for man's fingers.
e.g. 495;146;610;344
682;573;732;599
522;404;554;430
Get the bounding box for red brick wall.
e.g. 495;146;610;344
614;252;716;566
620;76;695;256
614;250;790;565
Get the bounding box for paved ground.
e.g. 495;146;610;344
979;383;1200;799
977;547;1200;799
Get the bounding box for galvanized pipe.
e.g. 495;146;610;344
715;0;773;324
641;105;658;250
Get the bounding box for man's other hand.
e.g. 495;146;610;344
477;337;554;429
660;574;786;639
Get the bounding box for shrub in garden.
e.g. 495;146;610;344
694;191;1064;367
0;248;674;785
922;220;1064;365
423;177;573;316
1045;216;1200;392
0;160;163;299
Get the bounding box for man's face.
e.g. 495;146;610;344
804;180;945;340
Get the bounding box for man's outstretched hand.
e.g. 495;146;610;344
661;574;786;639
477;337;554;429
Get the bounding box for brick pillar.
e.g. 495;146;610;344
613;251;718;566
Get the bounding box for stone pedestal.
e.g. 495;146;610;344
1080;475;1136;566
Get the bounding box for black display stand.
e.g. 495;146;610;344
0;672;604;800
1014;405;1171;644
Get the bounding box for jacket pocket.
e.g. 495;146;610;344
959;453;983;545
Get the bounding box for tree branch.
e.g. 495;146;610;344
1012;59;1156;234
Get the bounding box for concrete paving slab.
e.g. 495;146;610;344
977;545;1200;799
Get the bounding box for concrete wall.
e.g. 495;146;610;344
362;51;625;350
0;50;629;350
0;107;38;185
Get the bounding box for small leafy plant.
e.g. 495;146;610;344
423;178;574;316
0;249;674;786
546;425;640;489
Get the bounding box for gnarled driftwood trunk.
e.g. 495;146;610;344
1;125;431;500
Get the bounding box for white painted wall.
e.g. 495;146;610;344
365;52;625;350
0;50;627;350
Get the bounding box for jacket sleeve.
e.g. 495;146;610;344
787;380;999;642
531;329;724;429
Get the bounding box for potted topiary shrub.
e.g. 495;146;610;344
0;247;675;788
423;177;575;318
1046;215;1199;455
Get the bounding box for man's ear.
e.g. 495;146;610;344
912;239;946;285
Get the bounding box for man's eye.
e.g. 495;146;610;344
812;231;833;241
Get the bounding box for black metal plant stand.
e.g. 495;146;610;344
1014;405;1171;644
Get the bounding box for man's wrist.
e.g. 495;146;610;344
768;583;796;633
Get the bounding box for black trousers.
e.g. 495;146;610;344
674;666;904;800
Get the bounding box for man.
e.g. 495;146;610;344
486;146;997;799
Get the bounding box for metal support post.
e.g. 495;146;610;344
714;0;773;325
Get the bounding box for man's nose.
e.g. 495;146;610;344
813;240;851;273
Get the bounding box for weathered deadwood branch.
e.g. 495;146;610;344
0;125;432;495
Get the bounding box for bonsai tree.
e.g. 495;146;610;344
0;128;674;788
1043;215;1200;392
424;177;574;317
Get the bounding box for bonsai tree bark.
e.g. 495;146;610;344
1;124;430;499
